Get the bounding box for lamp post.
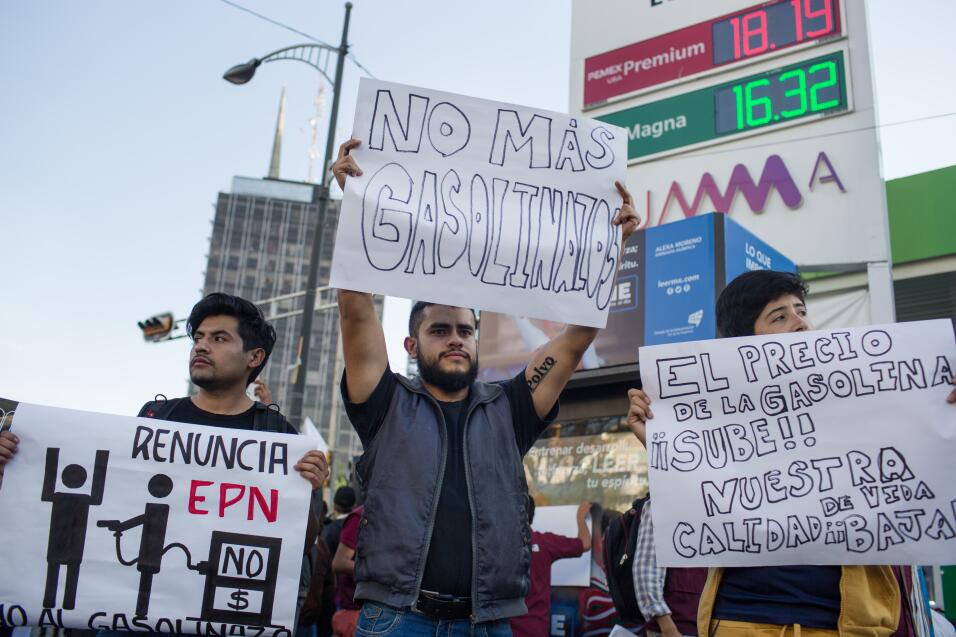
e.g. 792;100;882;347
224;2;353;427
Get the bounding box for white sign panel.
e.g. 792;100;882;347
570;0;890;270
532;505;592;587
330;78;628;329
0;402;312;635
638;320;956;566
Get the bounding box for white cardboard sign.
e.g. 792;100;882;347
330;78;628;329
0;402;312;634
638;320;956;567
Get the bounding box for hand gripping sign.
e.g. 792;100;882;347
329;78;628;329
0;401;312;635
638;320;956;567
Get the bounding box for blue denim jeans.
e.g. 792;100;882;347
356;601;512;637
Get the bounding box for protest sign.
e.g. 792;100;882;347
638;320;956;566
329;78;628;328
0;401;312;635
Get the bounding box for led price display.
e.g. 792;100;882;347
714;55;846;134
712;0;840;65
583;0;843;106
597;51;849;162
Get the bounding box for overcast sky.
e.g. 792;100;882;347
1;1;955;417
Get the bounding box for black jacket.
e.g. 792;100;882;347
352;375;534;622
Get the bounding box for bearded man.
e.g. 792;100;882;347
331;138;639;636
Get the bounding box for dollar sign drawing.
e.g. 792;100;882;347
228;589;250;611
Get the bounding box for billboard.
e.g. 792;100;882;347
477;213;795;380
524;431;647;514
570;0;891;273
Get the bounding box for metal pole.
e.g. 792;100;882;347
287;1;352;427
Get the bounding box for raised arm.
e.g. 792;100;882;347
338;291;388;404
523;181;640;418
576;501;593;552
89;450;109;504
331;139;389;403
41;448;59;502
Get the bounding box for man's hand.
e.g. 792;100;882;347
0;431;18;477
947;374;955;404
331;138;363;190
657;614;683;637
576;501;593;523
253;379;274;405
613;180;641;254
294;450;330;491
627;388;654;446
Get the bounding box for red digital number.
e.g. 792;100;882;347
792;0;834;41
730;10;769;59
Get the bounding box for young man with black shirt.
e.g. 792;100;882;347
0;293;329;636
137;293;329;486
330;139;640;636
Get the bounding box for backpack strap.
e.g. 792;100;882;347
252;402;293;433
138;395;185;420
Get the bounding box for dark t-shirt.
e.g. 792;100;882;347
164;399;296;432
342;368;555;597
713;565;842;629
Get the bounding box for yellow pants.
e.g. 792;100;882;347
710;619;839;637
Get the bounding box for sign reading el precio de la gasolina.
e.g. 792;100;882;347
639;320;956;567
597;50;849;163
584;0;843;107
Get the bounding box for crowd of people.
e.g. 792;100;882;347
1;139;954;637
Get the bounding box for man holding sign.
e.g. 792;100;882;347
628;270;956;637
331;135;638;635
0;293;329;636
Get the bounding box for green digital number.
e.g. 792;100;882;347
809;60;840;112
745;78;773;127
732;84;746;130
779;68;808;119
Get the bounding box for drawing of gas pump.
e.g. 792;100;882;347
198;532;282;627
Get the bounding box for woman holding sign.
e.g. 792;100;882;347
627;270;956;637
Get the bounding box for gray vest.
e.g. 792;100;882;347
353;374;533;622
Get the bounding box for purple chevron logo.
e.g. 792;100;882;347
646;152;844;227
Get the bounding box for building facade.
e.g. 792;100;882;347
202;176;368;488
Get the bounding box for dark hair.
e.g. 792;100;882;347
187;292;276;384
527;495;536;525
408;301;478;338
715;270;808;338
333;486;357;513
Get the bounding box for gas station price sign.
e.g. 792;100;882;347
597;50;849;162
583;0;843;107
712;0;841;65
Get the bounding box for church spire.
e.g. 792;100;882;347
268;86;286;179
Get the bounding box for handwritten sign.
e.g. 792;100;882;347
0;401;312;635
329;78;628;328
638;320;956;567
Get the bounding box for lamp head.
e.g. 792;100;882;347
223;58;262;85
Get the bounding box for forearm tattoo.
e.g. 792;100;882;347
527;356;556;394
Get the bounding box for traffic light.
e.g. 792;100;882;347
137;313;175;342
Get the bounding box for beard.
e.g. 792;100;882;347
417;351;479;393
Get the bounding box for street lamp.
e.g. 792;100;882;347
224;2;353;427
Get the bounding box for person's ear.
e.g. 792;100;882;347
403;336;417;358
248;348;266;369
